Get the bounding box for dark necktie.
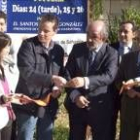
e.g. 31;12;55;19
119;46;131;63
119;43;132;55
88;50;96;67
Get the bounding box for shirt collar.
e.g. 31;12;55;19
119;42;133;49
42;41;55;53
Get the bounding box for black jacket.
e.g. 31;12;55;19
14;36;64;117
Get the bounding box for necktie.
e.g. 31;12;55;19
124;46;131;54
88;50;96;67
119;46;131;55
119;46;131;63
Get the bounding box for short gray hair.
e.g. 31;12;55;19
87;20;108;41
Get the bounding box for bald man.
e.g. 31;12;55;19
64;20;118;140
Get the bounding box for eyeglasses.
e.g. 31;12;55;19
119;29;132;34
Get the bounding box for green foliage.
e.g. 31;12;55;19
92;0;103;20
108;15;120;43
121;7;140;25
89;0;103;20
53;125;69;140
89;1;140;43
53;93;69;140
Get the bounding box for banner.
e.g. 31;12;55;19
0;0;87;55
1;0;87;34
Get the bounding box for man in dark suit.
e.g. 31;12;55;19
112;21;138;61
116;50;140;140
64;20;118;140
14;13;67;140
110;21;139;140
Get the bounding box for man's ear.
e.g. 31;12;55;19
133;31;137;38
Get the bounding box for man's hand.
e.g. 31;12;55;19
66;77;85;88
119;80;135;94
2;94;12;104
12;94;32;104
75;95;90;108
123;79;135;89
51;86;62;98
52;75;67;87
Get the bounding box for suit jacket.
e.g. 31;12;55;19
65;42;118;112
14;36;64;116
110;41;139;99
116;51;140;124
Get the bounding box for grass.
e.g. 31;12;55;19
53;93;120;140
53;93;69;140
53;108;69;140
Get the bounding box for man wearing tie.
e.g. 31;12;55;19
64;20;118;140
112;21;138;56
116;50;140;140
120;28;140;88
110;21;139;140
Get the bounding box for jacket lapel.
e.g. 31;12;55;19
89;43;107;73
132;51;139;77
78;43;89;76
131;42;140;52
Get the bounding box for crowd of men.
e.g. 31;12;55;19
0;10;140;140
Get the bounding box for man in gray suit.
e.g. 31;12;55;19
65;20;118;140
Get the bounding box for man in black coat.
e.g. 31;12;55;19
14;13;67;140
64;20;118;140
110;21;139;140
116;50;140;140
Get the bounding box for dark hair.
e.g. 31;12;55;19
39;13;59;31
120;21;136;32
0;32;11;79
0;10;6;23
0;32;11;49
